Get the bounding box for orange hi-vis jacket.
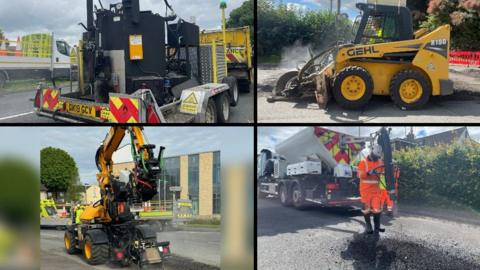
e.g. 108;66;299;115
357;157;384;213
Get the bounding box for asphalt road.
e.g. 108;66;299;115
0;85;253;123
257;66;480;123
258;197;480;270
41;229;219;270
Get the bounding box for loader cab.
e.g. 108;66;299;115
353;3;413;45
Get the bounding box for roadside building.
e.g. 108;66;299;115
111;146;221;218
392;127;475;151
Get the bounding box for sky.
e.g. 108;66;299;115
285;0;365;20
258;126;480;153
38;127;253;185
0;0;246;45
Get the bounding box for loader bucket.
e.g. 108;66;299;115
269;47;337;108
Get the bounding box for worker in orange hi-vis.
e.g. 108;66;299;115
357;144;385;234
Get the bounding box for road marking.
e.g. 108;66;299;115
0;111;34;121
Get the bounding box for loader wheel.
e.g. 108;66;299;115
64;231;79;254
222;76;239;107
215;93;230;123
333;66;373;109
279;184;292;207
390;69;431;110
274;71;299;97
204;99;218;123
292;183;307;210
83;235;108;265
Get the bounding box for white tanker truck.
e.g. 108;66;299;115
257;127;397;210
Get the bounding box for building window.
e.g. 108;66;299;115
163;157;180;202
213;151;221;215
188;154;200;215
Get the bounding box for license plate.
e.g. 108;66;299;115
65;103;97;118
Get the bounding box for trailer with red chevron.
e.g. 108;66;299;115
34;0;240;123
257;127;397;210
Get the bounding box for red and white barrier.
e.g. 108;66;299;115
449;51;480;67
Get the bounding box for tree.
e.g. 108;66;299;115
41;147;79;194
257;0;351;60
422;0;480;50
227;0;254;42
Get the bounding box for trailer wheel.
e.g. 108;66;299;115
204;99;218;123
222;76;239;107
332;66;373;109
292;183;307;210
390;69;431;110
215;93;230;123
0;71;7;89
83;235;108;265
279;184;292;207
64;230;80;254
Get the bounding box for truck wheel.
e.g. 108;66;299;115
0;71;6;89
390;69;431;110
222;76;239;107
215;93;230;123
204;99;218;123
83;235;108;265
64;230;80;254
279;184;292;207
332;66;373;109
239;79;251;93
292;183;307;210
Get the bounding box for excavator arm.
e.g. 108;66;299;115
81;126;165;224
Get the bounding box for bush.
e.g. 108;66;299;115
394;141;480;211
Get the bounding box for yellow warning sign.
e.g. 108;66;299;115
184;93;198;104
180;93;199;115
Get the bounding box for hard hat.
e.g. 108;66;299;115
371;144;382;157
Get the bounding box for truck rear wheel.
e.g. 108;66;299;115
204;99;218;123
215;93;230;123
279;184;292;207
222;76;239;107
64;230;80;254
390;69;431;110
83;235;108;265
332;66;373;109
292;183;307;210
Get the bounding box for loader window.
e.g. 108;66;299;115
361;13;398;44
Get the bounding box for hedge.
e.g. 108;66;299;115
393;141;480;211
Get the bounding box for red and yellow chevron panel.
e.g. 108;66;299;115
314;127;363;164
226;48;246;64
42;89;60;111
109;96;140;123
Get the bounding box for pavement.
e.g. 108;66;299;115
41;228;220;270
0;84;253;123
258;197;480;270
257;66;480;123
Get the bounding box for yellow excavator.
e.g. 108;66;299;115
64;127;170;268
269;2;453;110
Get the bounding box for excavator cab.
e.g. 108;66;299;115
353;3;413;45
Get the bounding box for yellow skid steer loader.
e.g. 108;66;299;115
269;2;452;110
